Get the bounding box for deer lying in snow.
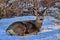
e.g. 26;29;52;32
0;0;60;36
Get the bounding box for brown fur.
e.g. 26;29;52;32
6;22;26;36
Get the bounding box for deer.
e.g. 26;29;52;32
0;0;60;36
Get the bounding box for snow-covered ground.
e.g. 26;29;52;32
0;16;60;40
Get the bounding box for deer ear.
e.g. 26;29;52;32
40;8;47;16
43;9;47;16
37;9;47;16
